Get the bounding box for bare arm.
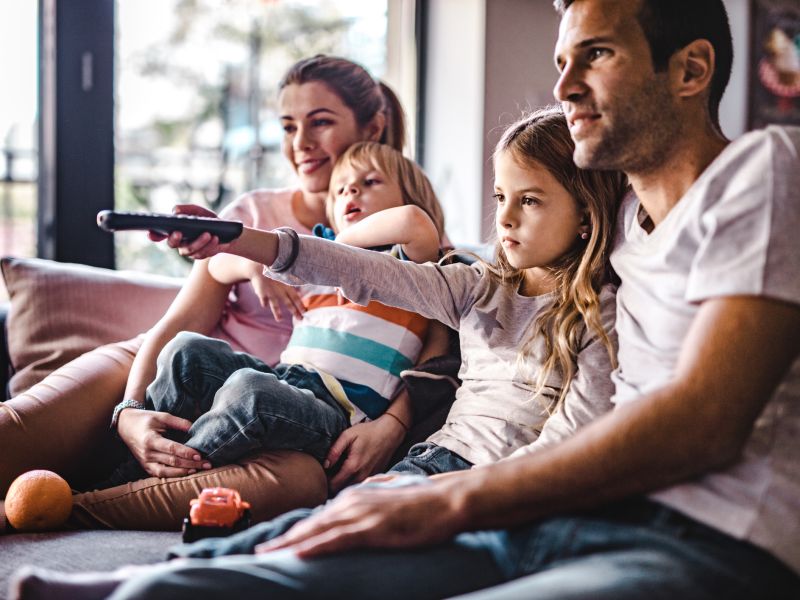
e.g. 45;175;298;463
123;259;230;404
116;259;231;477
258;295;800;556
207;253;261;285
451;296;800;529
334;205;440;263
174;225;280;264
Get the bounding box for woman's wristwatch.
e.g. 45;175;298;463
110;398;146;429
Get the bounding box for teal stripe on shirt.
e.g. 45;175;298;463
287;325;415;375
338;379;390;420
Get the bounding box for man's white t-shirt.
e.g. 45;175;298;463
610;126;800;574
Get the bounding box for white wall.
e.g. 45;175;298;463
720;0;750;138
422;0;486;246
423;0;752;246
482;1;561;242
423;0;559;247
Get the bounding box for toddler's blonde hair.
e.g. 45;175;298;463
327;142;445;238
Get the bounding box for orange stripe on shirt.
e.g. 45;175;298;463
304;292;429;340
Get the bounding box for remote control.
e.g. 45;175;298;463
96;210;243;243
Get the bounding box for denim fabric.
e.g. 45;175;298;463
167;506;319;559
112;494;800;600
389;442;473;476
457;497;800;600
115;475;504;600
110;542;504;600
147;332;350;465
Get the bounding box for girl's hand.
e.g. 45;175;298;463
325;416;407;494
148;204;233;260
250;274;306;322
116;408;210;478
254;479;464;557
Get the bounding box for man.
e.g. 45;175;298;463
20;1;799;598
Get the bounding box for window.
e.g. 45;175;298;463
0;1;38;300
115;0;400;275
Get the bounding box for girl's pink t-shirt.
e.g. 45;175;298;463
209;188;311;365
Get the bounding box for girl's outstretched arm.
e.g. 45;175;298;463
168;221;280;264
163;207;478;329
267;231;480;331
334;205;440;263
156;203;281;264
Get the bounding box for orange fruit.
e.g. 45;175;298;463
5;469;73;531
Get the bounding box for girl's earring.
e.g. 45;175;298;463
580;231;589;240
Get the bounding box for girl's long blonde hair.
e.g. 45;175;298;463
488;106;628;412
327;142;445;239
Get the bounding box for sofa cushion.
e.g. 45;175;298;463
0;256;182;396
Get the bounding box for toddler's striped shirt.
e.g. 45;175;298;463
279;244;429;423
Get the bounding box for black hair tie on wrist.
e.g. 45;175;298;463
271;227;300;273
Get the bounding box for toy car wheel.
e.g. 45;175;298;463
182;517;200;543
231;509;252;534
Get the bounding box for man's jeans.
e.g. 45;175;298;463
147;332;350;465
111;489;800;600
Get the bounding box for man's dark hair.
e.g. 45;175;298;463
554;0;733;128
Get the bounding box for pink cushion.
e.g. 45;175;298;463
0;257;182;396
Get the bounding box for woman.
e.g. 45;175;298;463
2;55;442;530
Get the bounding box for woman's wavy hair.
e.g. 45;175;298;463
487;106;627;412
279;55;406;151
326;142;445;239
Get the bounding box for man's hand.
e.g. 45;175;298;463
116;408;210;478
254;479;466;558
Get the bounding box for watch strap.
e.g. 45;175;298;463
110;398;146;429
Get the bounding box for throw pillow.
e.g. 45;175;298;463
0;257;182;396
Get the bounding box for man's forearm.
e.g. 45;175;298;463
439;296;800;532
440;386;718;531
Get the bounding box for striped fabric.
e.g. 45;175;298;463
280;271;429;424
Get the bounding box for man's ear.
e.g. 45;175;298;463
363;111;386;142
671;38;715;100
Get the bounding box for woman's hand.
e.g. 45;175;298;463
325;415;407;494
250;274;306;322
116;408;210;478
254;478;466;557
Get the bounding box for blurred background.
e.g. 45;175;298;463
1;0;403;280
0;0;782;299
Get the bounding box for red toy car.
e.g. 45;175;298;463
182;487;252;543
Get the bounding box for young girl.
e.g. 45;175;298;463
10;107;630;600
94;141;446;488
175;105;628;474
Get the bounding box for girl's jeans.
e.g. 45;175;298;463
147;332;350;466
389;441;473;475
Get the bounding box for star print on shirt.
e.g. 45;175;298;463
473;306;504;338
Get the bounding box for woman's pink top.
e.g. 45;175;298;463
209;188;312;365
